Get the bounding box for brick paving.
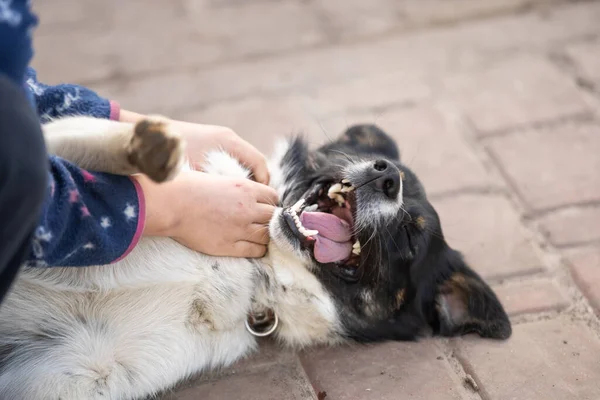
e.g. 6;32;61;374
32;0;600;399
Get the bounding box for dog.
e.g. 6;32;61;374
0;116;511;399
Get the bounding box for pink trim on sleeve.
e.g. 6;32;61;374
113;177;146;263
109;100;121;121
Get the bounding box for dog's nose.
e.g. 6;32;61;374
370;160;401;200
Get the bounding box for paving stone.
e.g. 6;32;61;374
316;0;565;42
492;279;569;317
293;71;433;118
185;1;325;61
301;341;467;400
537;206;600;247
444;55;589;133
565;40;600;84
166;358;316;400
432;194;545;281
179;97;323;155
486;121;600;213
456;317;600;400
31;0;107;30
314;0;403;39
316;104;495;196
162;341;315;400
399;0;558;27
566;249;600;314
430;2;600;55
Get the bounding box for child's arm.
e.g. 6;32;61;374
24;67;121;122
26;156;145;267
21;68;150;266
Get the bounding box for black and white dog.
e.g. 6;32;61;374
0;117;511;399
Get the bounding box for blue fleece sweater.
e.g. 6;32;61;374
1;0;144;267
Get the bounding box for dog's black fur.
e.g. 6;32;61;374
277;124;511;342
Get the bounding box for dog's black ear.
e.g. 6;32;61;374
320;124;400;161
435;250;511;340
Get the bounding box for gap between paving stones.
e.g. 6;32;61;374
470;111;595;140
434;340;485;400
549;47;600;99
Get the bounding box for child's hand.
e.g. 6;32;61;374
135;171;278;258
120;110;270;185
176;121;270;185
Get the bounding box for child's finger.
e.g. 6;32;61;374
233;241;267;258
245;224;269;245
251;182;279;206
253;204;276;224
229;140;270;185
250;158;270;186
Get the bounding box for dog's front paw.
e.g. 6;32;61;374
127;116;186;183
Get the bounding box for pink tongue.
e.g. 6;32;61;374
313;237;353;264
301;212;353;263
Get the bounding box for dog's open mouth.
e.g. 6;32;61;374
283;179;361;269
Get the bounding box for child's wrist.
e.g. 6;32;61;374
119;109;147;124
132;174;180;238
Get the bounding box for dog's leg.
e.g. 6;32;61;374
43;116;186;183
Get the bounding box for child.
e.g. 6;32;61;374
0;0;277;304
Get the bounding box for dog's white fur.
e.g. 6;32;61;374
0;117;342;400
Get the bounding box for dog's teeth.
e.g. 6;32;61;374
330;183;343;193
334;194;345;206
304;204;318;212
303;229;319;237
341;185;355;193
328;183;343;198
352;240;361;256
291;198;305;213
341;179;350;184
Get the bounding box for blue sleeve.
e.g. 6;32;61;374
1;2;117;119
0;0;38;104
25;156;145;267
24;67;118;123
